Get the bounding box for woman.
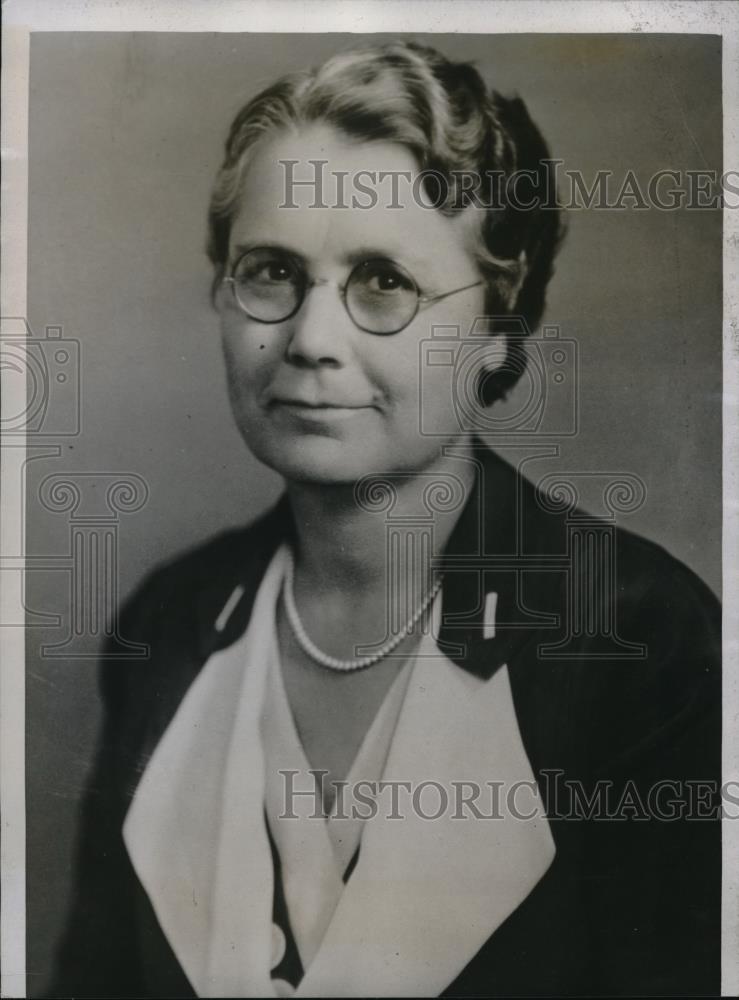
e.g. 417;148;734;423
51;41;721;997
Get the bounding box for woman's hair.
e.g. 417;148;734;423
207;40;565;405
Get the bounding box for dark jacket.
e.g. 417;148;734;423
49;445;721;997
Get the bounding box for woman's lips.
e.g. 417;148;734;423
270;398;374;421
272;396;368;408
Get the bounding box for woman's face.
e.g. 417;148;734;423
218;123;488;485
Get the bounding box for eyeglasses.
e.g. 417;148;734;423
222;246;484;336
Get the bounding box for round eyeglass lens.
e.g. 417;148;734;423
232;248;303;322
345;260;420;334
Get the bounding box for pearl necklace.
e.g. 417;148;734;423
282;548;443;673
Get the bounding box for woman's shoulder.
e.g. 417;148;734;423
98;497;290;721
608;521;720;672
118;494;290;637
543;500;720;713
502;450;722;647
502;459;721;777
540;522;721;780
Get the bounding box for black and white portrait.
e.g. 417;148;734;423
2;5;736;998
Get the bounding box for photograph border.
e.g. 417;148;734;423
2;2;737;997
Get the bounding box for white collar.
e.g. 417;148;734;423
122;544;288;997
123;544;555;997
262;625;414;972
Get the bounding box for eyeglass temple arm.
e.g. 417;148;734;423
419;279;484;306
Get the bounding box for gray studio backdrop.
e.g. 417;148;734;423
25;32;721;994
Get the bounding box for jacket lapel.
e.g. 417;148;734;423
296;632;556;997
122;622;257;994
123;546;291;998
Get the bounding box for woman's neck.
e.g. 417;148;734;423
285;444;478;595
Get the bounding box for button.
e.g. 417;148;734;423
271;923;287;969
271;977;295;997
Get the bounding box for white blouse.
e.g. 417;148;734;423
123;542;555;998
261;620;414;983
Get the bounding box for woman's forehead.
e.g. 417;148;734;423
228;123;481;276
240;121;421;205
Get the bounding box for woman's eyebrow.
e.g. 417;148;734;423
230;240;305;259
342;245;431;273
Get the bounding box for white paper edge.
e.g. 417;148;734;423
1;2;736;997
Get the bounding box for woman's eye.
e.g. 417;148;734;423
261;261;295;283
252;258;297;284
362;263;415;294
235;252;300;285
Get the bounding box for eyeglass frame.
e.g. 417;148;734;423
221;247;485;336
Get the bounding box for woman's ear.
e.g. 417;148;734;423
505;250;528;311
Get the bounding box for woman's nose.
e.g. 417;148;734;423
284;282;351;368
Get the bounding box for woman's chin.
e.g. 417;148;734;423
247;434;385;486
